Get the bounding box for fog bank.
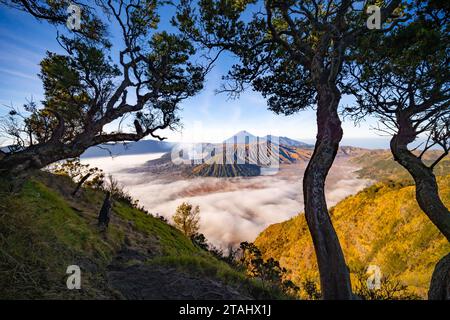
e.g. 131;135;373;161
82;153;370;248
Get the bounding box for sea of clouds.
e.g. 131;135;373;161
82;153;370;249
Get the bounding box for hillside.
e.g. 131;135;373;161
192;163;261;177
189;145;365;177
351;150;450;181
0;173;281;299
255;175;450;299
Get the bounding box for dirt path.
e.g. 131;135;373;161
106;249;251;300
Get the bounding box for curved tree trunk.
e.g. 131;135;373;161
390;135;450;242
72;172;93;196
428;252;450;300
0;141;85;185
98;192;112;229
303;84;353;300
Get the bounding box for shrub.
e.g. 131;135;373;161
172;202;200;237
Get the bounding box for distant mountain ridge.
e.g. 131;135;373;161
277;136;313;148
77;131;312;159
351;149;450;180
133;131;367;178
223;130;313;149
81;140;174;158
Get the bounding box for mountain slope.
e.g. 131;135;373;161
192;163;261;177
255;176;450;298
139;142;367;178
269;136;313;148
189;145;366;177
223;130;258;144
0;173;279;299
81;140;173;158
223;131;313;148
351;150;450;181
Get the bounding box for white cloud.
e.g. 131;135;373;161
83;155;370;249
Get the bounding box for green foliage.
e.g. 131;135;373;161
255;175;450;299
191;233;209;250
172;202;200;237
50;158;105;190
239;242;299;297
190;232;239;267
0;0;205;175
343;1;449;176
0;173;268;299
0;1;109;42
0;179;120;298
175;1;403;117
35;41;120;143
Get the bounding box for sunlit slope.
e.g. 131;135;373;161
190;144;364;177
255;175;450;298
351;150;450;181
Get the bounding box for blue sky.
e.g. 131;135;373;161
0;4;390;148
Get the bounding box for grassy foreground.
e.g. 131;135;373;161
0;172;280;299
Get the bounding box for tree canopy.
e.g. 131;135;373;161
174;0;403;299
343;1;450;242
173;202;200;237
0;0;205;177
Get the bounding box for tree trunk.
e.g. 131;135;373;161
390;135;450;242
72;172;93;196
428;252;450;300
303;84;353;300
0;141;84;183
98;192;112;229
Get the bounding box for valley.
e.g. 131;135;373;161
81;134;372;249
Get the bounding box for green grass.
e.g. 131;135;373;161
113;201;198;256
0;177;196;298
114;201;289;298
25;181;115;258
0;179;119;299
0;173;270;299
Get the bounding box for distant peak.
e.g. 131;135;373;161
224;130;258;144
234;130;255;137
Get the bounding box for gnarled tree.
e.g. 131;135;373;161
343;1;450;299
344;1;450;242
175;0;402;299
0;0;108;42
0;0;204;181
